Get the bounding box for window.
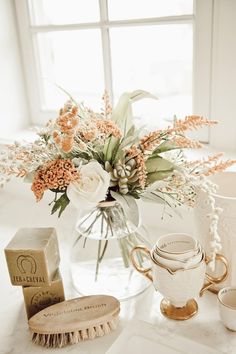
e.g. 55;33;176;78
15;0;213;142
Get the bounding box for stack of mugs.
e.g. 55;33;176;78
152;233;203;271
131;233;228;321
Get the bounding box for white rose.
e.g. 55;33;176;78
67;161;110;210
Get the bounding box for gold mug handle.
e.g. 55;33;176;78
130;245;153;282
200;253;228;296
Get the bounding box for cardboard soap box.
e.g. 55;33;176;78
4;227;60;287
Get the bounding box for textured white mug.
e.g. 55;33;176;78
155;233;199;261
218;287;236;331
152;244;203;270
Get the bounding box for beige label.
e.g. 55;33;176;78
12;275;46;284
31;290;62;311
43;303;107;317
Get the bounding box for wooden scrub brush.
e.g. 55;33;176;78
28;295;120;348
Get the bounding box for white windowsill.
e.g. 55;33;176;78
0;127;39;144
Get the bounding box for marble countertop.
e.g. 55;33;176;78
1;180;236;354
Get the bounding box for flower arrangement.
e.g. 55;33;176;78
0;90;235;266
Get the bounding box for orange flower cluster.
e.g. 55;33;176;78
53;103;79;153
96;119;122;139
171;115;217;133
127;146;147;189
140;130;162;153
31;159;80;201
57;104;79;133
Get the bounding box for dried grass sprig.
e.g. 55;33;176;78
140;130;162;153
102;90;112;119
173;136;202;149
204;159;236;176
96;119;122;139
171;115;217;133
0;141;59;179
2;166;27;178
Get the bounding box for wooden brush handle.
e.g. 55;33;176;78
29;295;120;334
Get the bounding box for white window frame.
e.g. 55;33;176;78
14;0;214;143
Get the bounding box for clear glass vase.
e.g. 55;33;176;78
70;201;150;300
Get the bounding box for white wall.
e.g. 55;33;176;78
0;0;29;140
210;0;236;151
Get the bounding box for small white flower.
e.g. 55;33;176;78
67;161;110;210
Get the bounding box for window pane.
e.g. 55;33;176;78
28;0;100;25
110;25;192;127
36;30;104;111
108;0;193;20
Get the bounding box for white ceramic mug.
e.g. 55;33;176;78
155;233;200;261
131;245;228;320
218;287;236;331
153;245;203;270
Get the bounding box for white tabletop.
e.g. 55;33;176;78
1;180;236;354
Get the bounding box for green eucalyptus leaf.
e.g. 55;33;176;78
124;124;135;139
103;136;120;162
113;148;125;163
130;90;158;103
147;170;173;184
119;125;145;151
119;135;135;149
110;190;140;227
111;90;158;135
51;193;70;217
146;156;174;174
152;140;179;154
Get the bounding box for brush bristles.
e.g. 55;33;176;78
31;318;119;348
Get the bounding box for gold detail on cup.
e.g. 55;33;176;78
160;298;198;321
130;245;153;281
199;254;228;296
